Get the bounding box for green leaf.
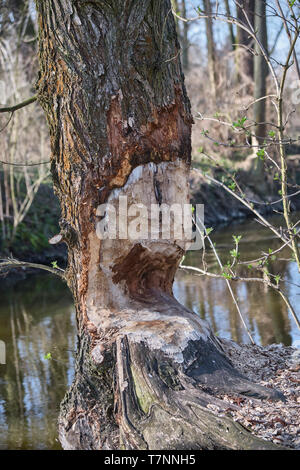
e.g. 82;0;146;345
256;148;265;159
274;274;281;285
222;272;233;280
51;261;58;269
268;130;276;138
232;116;247;129
230;248;240;259
232;235;242;243
44;352;52;360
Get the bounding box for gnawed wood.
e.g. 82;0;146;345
48;233;63;245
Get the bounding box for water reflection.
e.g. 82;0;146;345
174;215;300;347
0;214;299;449
0;275;75;449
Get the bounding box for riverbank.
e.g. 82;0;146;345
190;161;300;228
0;183;67;285
1;159;300;284
213;340;300;449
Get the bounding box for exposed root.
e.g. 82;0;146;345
59;306;287;450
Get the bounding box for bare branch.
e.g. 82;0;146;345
0;95;37;113
0;257;65;280
179;264;300;331
0;159;50;166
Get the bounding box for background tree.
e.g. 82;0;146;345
253;0;268;144
224;0;235;51
0;0;50;249
235;0;255;86
181;0;189;71
252;0;269;185
203;0;218;98
172;0;189;70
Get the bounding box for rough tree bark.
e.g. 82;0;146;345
36;0;282;450
180;0;189;71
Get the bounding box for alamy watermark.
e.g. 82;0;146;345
96;197;204;251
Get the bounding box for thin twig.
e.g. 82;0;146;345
179;264;300;331
0;95;37;113
0;257;65;280
193;214;255;344
0;160;50;166
192;167;293;250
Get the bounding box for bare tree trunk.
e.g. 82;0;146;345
8;0;36;39
36;0;282;450
224;0;235;51
236;0;255;86
203;0;218;98
251;0;268;186
181;0;189;71
253;0;268;143
172;0;189;71
172;0;179;30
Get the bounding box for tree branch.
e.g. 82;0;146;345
0;95;37;113
0;257;65;280
0;159;50;166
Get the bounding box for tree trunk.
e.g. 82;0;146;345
203;0;218;99
36;0;282;450
181;0;189;71
251;0;268;187
172;0;189;71
224;0;235;51
236;0;255;87
253;0;268;144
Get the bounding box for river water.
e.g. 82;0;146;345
0;215;299;449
